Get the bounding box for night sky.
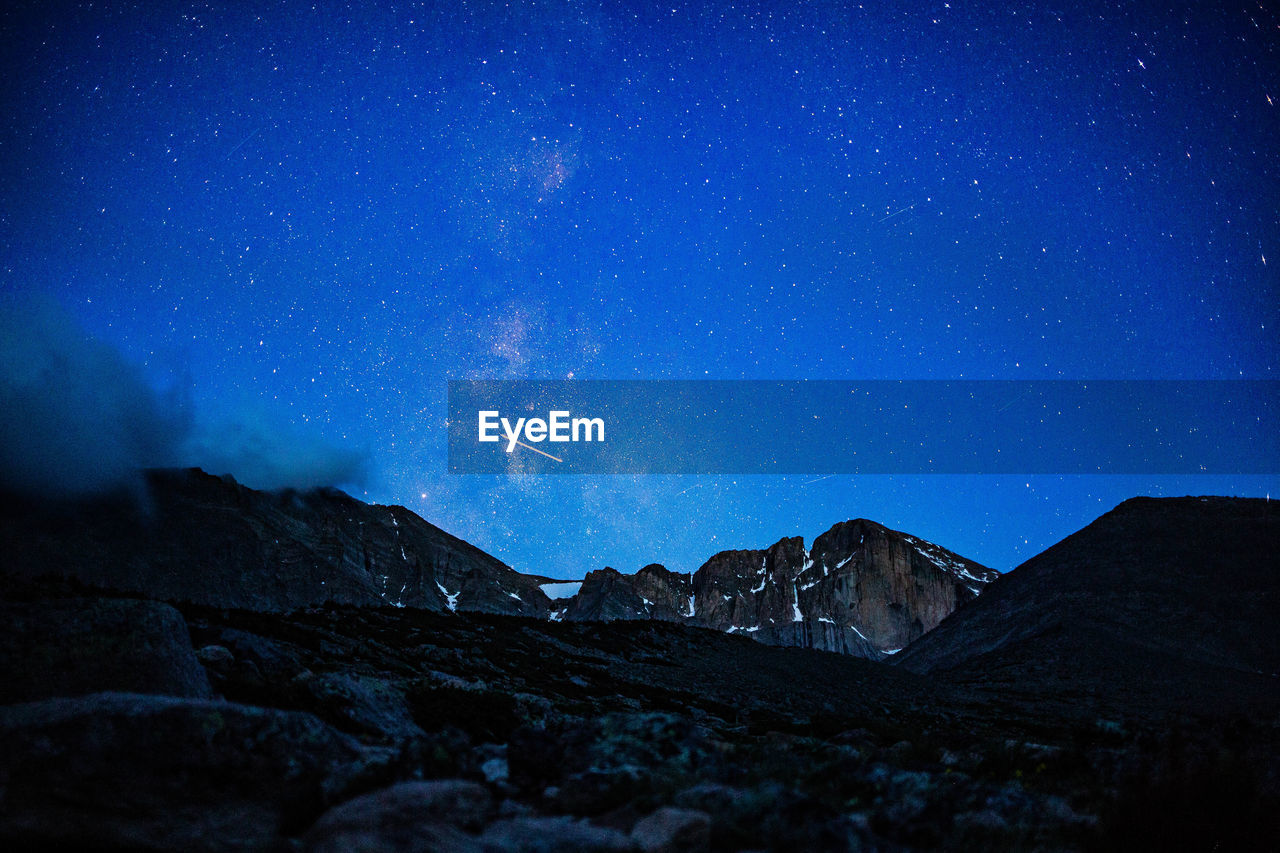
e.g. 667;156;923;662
2;0;1277;577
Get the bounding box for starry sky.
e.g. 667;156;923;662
2;0;1277;577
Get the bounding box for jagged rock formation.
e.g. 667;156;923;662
0;468;552;616
559;518;997;659
560;567;654;622
894;496;1280;717
560;564;694;624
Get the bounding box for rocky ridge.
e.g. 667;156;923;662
555;518;996;658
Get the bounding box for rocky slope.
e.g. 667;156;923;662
894;496;1280;718
557;519;996;659
0;467;553;616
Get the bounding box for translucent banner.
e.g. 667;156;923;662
447;380;1279;475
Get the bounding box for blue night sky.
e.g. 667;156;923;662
2;0;1277;577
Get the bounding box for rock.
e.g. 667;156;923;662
472;743;511;785
807;519;993;650
318;821;484;853
632;564;696;621
302;780;493;852
196;643;235;667
955;808;1008;832
0;597;212;703
217;627;303;683
0;691;397;852
291;671;424;741
754;618;881;659
564;567;654;622
565;565;695;623
482;757;510;784
541;714;713;815
480;816;637;852
553;767;647;816
630;807;711;853
673;783;750;814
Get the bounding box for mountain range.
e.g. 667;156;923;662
1;467;996;658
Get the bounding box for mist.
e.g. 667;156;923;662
0;298;368;498
184;414;369;492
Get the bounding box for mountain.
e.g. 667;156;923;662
555;519;996;659
0;467;553;617
894;496;1280;718
1;468;993;660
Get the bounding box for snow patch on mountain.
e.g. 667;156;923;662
540;581;583;600
435;581;460;612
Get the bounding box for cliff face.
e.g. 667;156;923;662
560;519;996;659
803;520;989;652
0;468;552;616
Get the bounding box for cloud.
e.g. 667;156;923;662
0;297;368;498
0;297;189;499
183;412;369;492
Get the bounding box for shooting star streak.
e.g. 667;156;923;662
802;474;835;485
878;203;915;222
225;127;262;159
512;440;562;462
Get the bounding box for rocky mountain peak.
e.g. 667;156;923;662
556;521;996;659
1;467;554;618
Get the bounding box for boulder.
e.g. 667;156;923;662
0;691;396;852
0;597;212;703
291;671;424;741
303;780;493;852
630;807;711;853
480;816;637;852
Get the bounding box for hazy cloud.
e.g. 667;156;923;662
0;298;189;498
184;413;369;492
0;297;368;498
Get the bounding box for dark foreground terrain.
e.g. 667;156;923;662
1;493;1278;851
